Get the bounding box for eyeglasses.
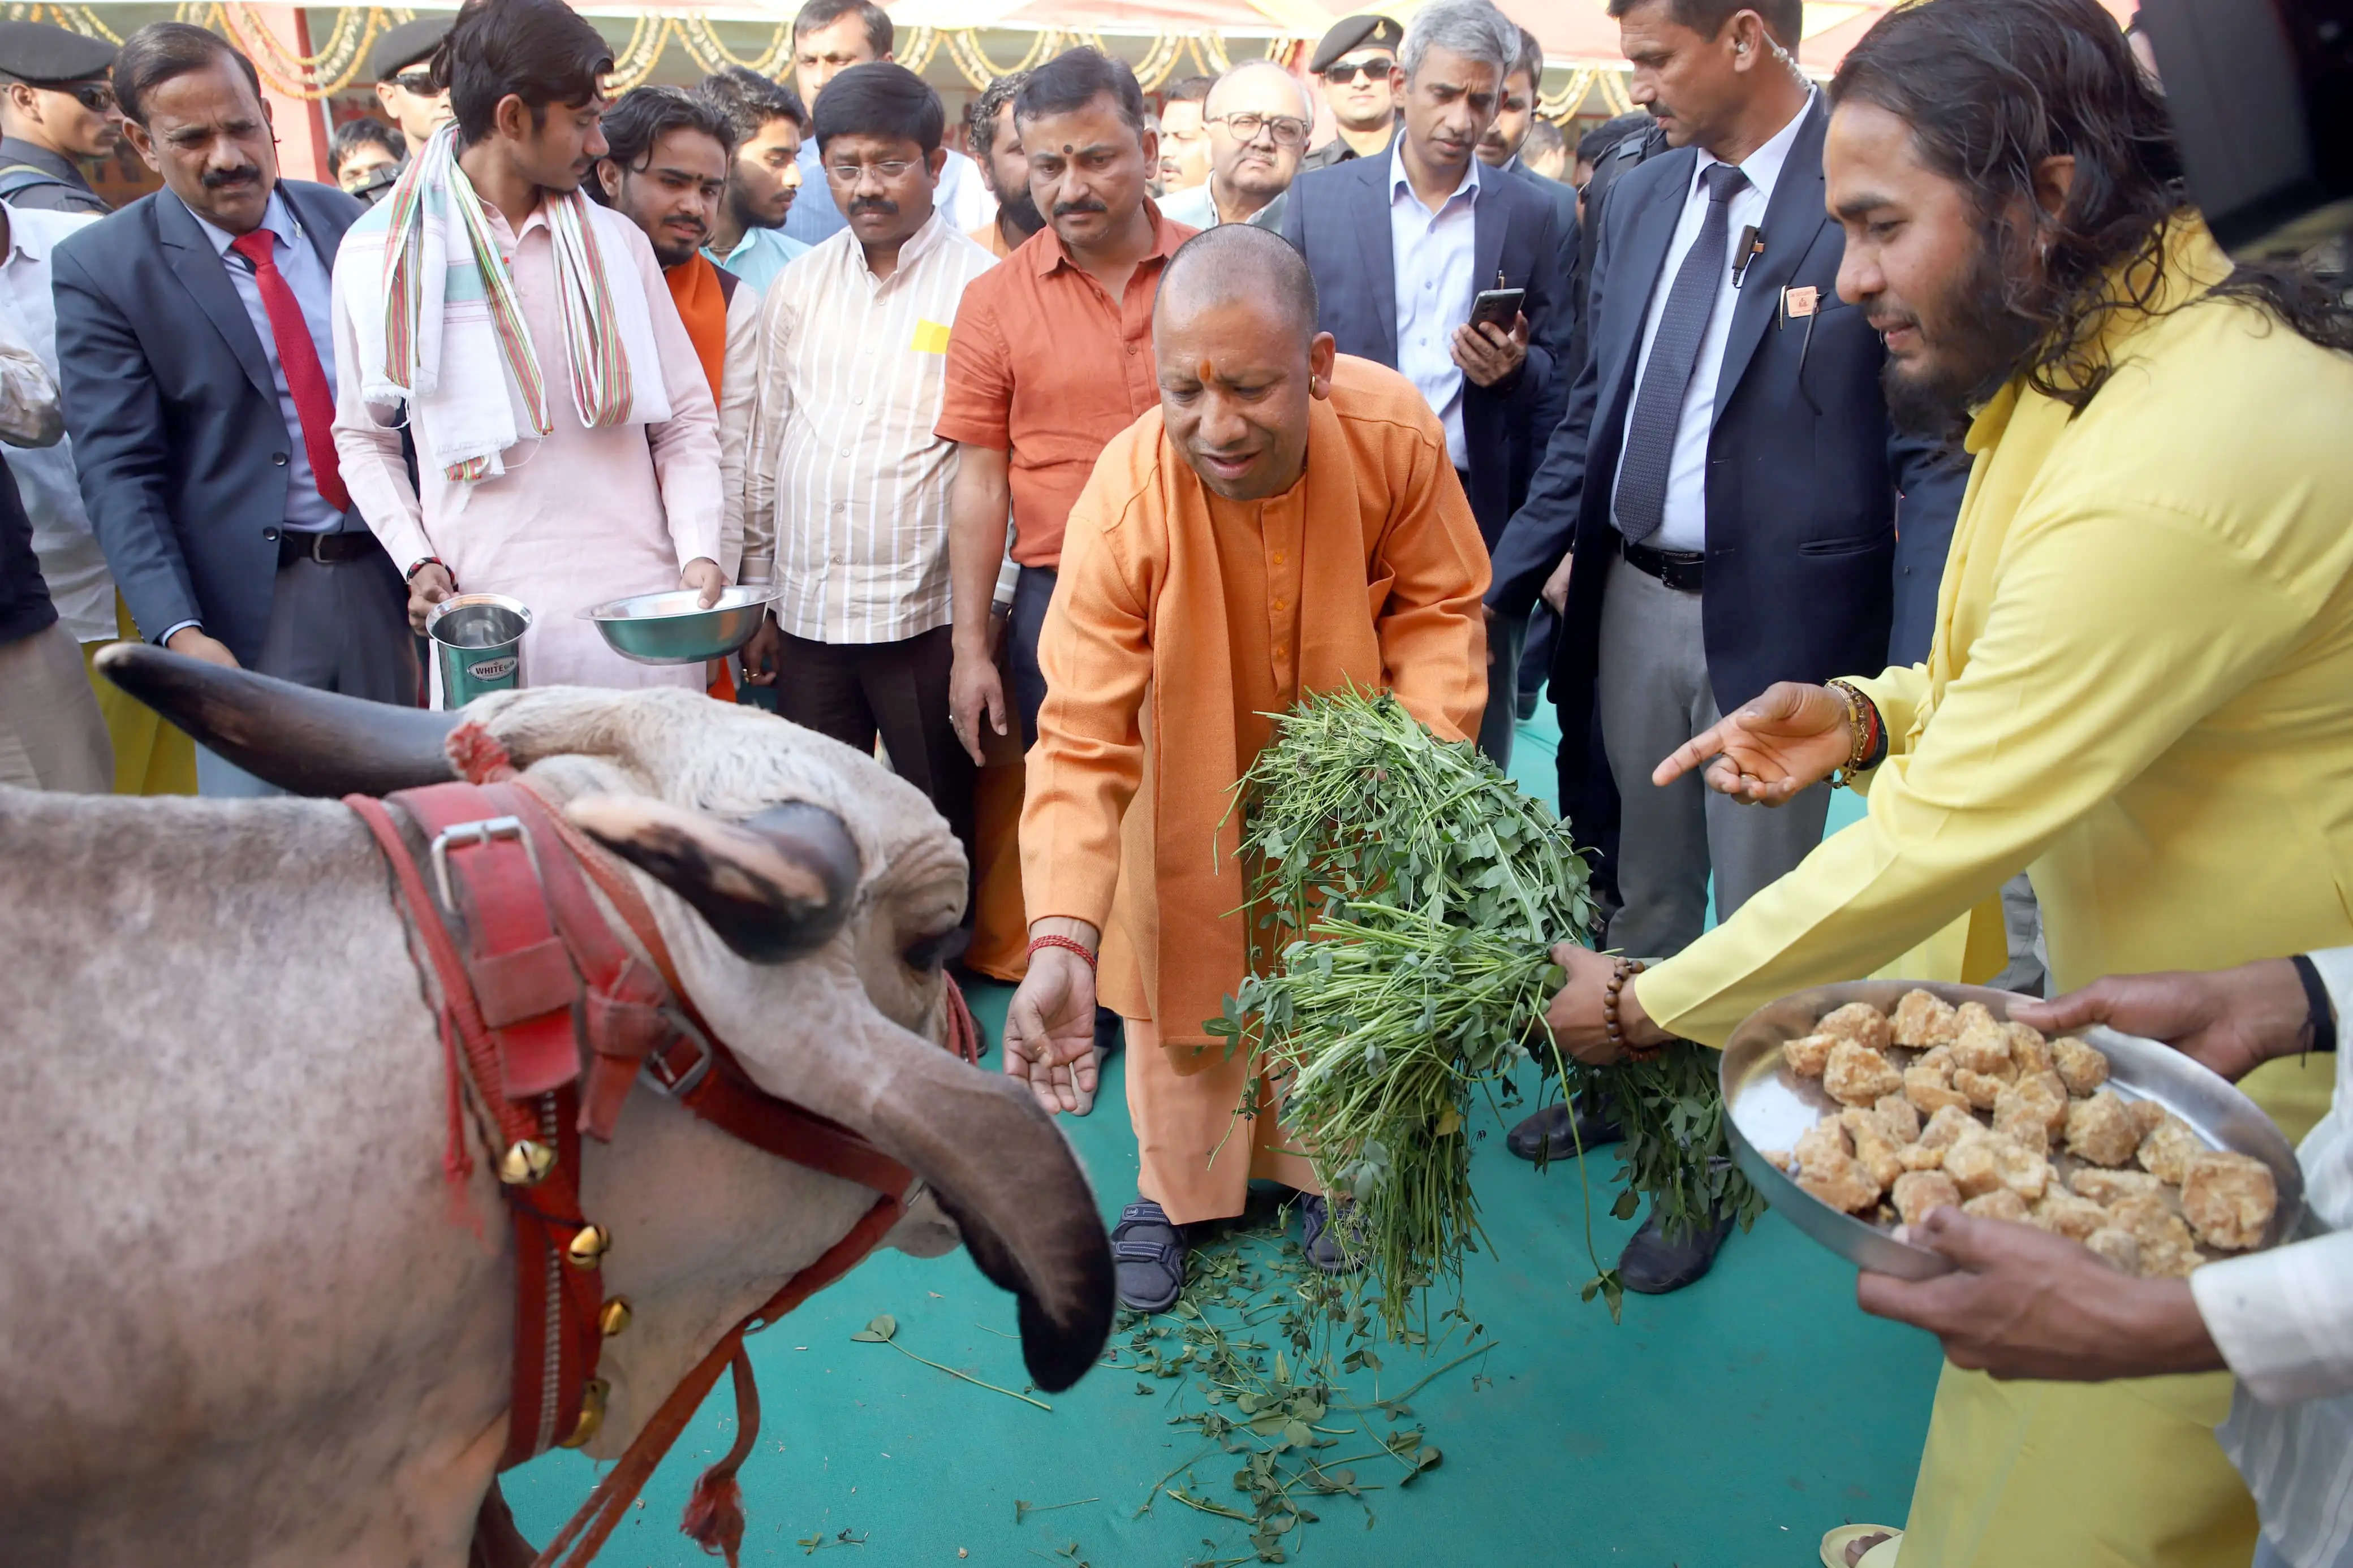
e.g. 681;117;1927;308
826;158;916;184
1320;59;1393;85
59;82;116;114
1209;112;1309;149
389;71;438;94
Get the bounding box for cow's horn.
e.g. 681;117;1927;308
94;643;460;797
564;794;860;962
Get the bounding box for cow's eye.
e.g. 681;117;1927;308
902;926;968;974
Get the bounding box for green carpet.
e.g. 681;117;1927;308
502;706;1937;1566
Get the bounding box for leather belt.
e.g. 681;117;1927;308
1619;533;1705;593
279;528;379;568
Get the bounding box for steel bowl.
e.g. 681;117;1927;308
580;585;774;666
1721;978;2309;1278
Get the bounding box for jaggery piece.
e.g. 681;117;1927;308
1798;1148;1884;1213
1874;1094;1923;1145
1994;1074;2070;1154
1954;1001;2001;1035
2129;1098;2169;1138
1783;1033;1838;1078
2108;1191;2204;1276
1826;1040;1904;1107
2051;1036;2110;1096
2066;1089;2143;1168
1946;1128;2052;1202
1905;1064;1972;1116
1954;1067;2010;1111
2085;1226;2142;1274
1917;1044;1956;1075
2031;1189;2110;1241
2180;1151;2278;1251
2070;1167;2164;1206
2139;1113;2209;1184
1897;1143;1947;1172
1841;1108;1907;1189
1964;1189;2032;1223
1891;1169;1963;1226
1953;1018;2017;1078
1891;989;1962;1048
2007;1023;2055;1077
1819;1001;1895;1053
1917;1104;1983;1152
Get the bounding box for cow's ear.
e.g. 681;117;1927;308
566;795;860;962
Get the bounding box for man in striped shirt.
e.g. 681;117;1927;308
738;62;996;871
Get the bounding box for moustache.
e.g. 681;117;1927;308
1867;309;1920;335
201;165;261;189
847;197;899;218
1053;197;1107;219
1648;102;1675;120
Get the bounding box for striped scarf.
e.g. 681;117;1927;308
358;124;662;481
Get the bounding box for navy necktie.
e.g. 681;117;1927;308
1615;162;1748;547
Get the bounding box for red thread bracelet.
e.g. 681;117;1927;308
1028;934;1097;969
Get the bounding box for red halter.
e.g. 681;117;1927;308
343;724;979;1566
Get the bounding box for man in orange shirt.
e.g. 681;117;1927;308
1005;223;1489;1311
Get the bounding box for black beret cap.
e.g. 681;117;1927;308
0;20;116;86
1308;15;1405;74
369;14;453;83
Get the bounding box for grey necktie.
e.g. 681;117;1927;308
1615;162;1749;547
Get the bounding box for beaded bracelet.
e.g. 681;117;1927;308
1826;679;1887;788
1602;957;1659;1061
1028;934;1098;970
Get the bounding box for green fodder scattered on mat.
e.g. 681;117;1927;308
1208;688;1756;1331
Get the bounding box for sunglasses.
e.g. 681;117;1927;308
1320;59;1393;86
58;81;116;114
389;71;438;94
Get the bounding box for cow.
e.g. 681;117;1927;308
0;647;1113;1566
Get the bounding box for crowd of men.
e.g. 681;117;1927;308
1;0;2348;1564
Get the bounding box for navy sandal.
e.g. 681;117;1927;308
1299;1194;1360;1276
1111;1199;1189;1312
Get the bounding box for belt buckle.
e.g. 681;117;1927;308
428;815;541;908
640;1008;713;1098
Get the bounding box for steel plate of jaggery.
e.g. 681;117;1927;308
1720;979;2309;1278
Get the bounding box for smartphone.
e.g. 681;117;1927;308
1468;286;1525;331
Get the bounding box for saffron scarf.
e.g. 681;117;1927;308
346;124;670;481
664;252;729;401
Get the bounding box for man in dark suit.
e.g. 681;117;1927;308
54;22;413;796
1280;0;1569;765
1485;0;1958;1290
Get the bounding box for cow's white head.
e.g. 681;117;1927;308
98;647;1114;1393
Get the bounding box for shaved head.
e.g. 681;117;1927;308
1206;58;1313;121
1153;225;1335;502
1157;224;1319;344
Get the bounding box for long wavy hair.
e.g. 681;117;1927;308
1829;0;2353;412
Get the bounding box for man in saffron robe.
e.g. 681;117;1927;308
1005;223;1490;1311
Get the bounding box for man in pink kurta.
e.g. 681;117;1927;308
329;0;722;694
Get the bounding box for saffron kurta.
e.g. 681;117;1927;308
1022;355;1489;1220
1635;223;2353;1567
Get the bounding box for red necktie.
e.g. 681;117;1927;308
229;228;351;514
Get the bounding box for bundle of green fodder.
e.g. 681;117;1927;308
1209;688;1752;1331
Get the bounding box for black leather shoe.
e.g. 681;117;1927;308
1093;1005;1123;1059
1505;1095;1624;1163
1618;1208;1734;1295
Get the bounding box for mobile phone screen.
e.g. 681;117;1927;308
1469;287;1525;330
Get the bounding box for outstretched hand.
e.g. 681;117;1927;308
1005;943;1100;1115
1652;680;1851;804
2011;960;2310;1085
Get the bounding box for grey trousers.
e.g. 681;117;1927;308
196;553;417;798
1596;555;1830;961
1478;607;1527;768
0;620;110;792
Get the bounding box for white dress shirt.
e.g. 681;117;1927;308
2197;945;2353;1566
0;202;106;641
1389;143;1481;471
741;210;997;643
1611;92;1813;554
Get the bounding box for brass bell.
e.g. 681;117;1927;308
597;1297;632;1337
559;1377;609;1449
498;1140;555;1186
566;1223;611;1269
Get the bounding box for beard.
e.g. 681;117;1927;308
727;182;780;234
997;182;1044;237
1877;225;2042;439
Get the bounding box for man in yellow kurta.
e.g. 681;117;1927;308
1542;0;2353;1562
1006;222;1489;1312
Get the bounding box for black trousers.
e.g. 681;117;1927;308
774;624;976;872
1009;564;1057;749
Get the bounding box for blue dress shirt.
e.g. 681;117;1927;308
703;224;811;297
1387;144;1482;471
178;188;344;534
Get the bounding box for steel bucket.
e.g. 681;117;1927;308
426;593;531;709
